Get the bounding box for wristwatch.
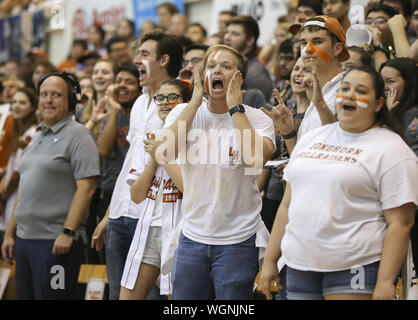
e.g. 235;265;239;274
373;44;389;56
282;129;297;140
62;227;75;237
229;104;245;116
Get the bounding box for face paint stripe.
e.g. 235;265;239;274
336;94;369;108
301;45;308;57
141;58;150;77
204;70;212;96
356;97;369;104
312;45;332;62
306;42;315;54
213;51;221;61
208;50;219;62
356;99;369;109
303;41;332;62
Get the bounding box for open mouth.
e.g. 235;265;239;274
292;77;303;86
212;78;224;91
343;104;356;111
180;69;193;80
139;70;147;82
81;94;89;104
116;88;129;97
160;107;172;112
95;80;106;87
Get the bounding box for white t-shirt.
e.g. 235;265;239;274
297;71;345;139
281;122;418;272
164;101;275;245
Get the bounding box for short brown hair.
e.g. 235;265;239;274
157;2;179;14
204;45;248;80
138;31;183;78
227;15;260;46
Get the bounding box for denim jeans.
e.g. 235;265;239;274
105;216;138;300
171;233;259;300
286;261;380;300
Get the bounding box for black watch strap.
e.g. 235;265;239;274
229;104;245;116
282;129;297;140
62;227;75;237
374;44;389;56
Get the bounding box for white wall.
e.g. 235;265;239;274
185;0;213;36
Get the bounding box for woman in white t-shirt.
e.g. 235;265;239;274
0;88;39;241
119;79;192;300
259;67;418;300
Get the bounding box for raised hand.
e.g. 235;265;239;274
366;25;383;47
303;69;326;110
261;89;295;135
91;98;108;123
386;88;400;110
388;14;407;33
226;71;244;109
105;84;117;101
144;132;157;160
190;68;204;107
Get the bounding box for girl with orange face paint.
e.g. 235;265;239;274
336;93;370;109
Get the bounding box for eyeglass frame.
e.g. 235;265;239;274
182;57;204;68
365;17;388;26
277;54;296;62
153;93;183;104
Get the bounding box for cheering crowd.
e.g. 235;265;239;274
0;0;417;300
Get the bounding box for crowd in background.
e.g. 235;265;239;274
0;0;417;300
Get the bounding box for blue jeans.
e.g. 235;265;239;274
105;216;138;300
171;233;259;300
286;261;380;300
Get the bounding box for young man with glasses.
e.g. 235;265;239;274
365;4;400;69
273;39;298;102
178;44;209;85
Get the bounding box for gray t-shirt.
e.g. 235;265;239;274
15;116;100;239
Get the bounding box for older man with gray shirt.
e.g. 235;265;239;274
1;72;100;300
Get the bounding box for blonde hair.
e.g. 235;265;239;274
204;45;248;80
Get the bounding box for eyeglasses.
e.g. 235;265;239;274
365;17;388;26
182;57;203;68
154;93;182;104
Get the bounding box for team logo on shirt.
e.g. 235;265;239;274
162;178;182;202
